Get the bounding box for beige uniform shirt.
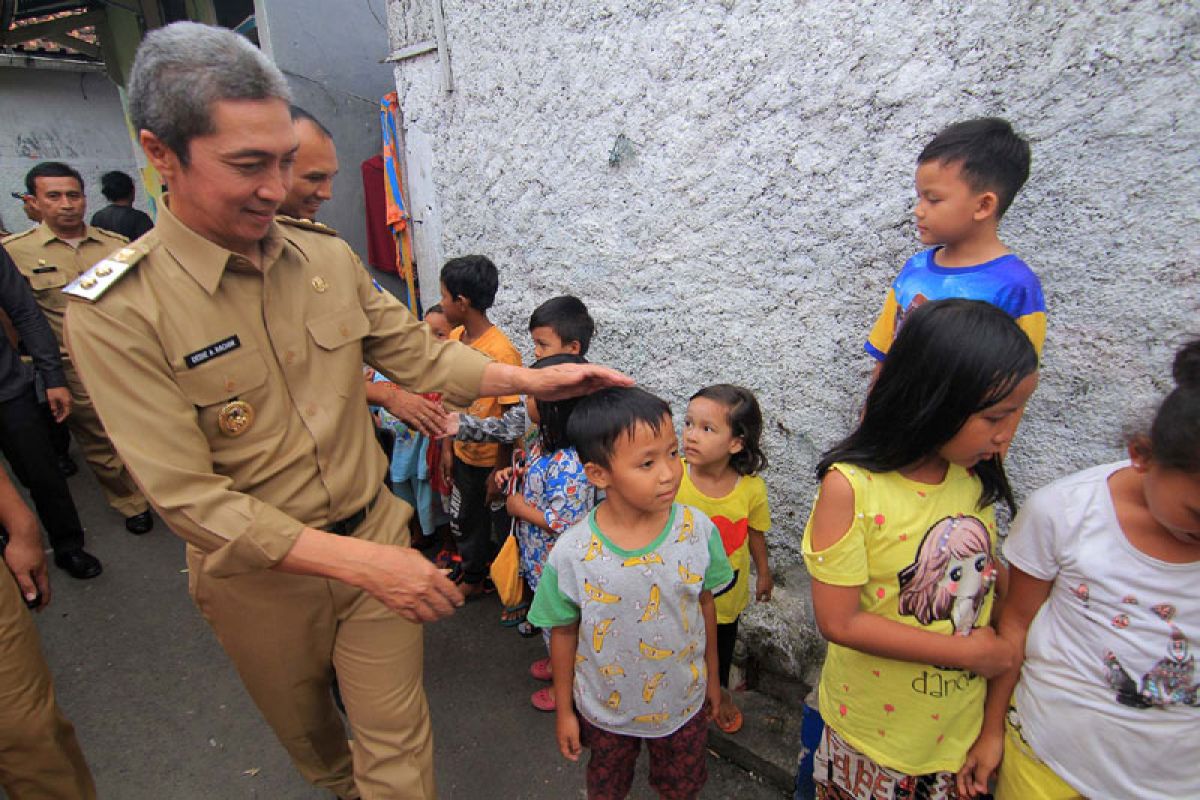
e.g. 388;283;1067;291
64;201;490;577
2;223;126;347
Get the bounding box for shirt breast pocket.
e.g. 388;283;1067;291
174;347;269;439
306;306;370;397
29;269;68;305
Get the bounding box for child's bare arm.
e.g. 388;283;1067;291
551;623;582;761
957;567;1053;798
699;590;722;718
748;528;772;602
809;471;1013;677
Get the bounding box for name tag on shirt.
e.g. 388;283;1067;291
185;335;241;368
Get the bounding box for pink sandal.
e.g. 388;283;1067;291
530;657;552;682
531;687;556;712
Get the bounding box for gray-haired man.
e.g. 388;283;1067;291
63;21;630;800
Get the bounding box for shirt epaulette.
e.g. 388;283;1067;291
276;215;338;236
92;227;129;244
63;241;153;302
1;227;37;246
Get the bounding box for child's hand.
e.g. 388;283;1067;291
755;571;774;603
556;711;582;761
493;467;513;491
442;412;460;438
706;682;723;721
963;626;1015;679
957;729;1004;798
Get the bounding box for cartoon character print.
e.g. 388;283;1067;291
897;515;995;635
1104;626;1199;708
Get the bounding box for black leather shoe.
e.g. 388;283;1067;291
125;511;154;535
54;549;103;579
56;454;78;477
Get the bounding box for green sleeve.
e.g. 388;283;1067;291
528;563;581;628
703;525;735;592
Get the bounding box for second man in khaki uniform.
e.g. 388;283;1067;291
2;162;153;535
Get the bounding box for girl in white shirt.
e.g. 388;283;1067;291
958;339;1200;800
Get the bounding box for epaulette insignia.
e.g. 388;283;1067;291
63;244;147;302
1;227;36;245
276;214;338;236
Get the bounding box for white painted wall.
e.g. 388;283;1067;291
387;1;1200;582
0;67;143;235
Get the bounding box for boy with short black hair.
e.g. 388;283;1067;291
529;386;733;800
866;117;1047;369
438;255;522;596
450;295;596;444
529;294;595;359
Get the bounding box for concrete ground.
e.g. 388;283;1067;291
9;455;786;799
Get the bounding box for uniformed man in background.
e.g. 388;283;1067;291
280;105;339;222
2;163;155;540
65;22;629;800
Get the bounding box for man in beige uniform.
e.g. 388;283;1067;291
65;22;628;800
3;162;154;536
0;467;96;798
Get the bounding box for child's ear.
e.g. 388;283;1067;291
728;436;745;455
1127;437;1153;471
584;462;610;489
973;190;999;221
565;341;582;355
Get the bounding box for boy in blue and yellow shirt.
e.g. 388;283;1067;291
866;118;1046;371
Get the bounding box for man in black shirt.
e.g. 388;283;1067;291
0;244;100;579
89;171;154;241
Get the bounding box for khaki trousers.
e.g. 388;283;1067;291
0;568;96;799
63;362;148;518
187;493;435;800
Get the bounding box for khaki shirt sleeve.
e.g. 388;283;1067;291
65;300;305;576
351;250;491;404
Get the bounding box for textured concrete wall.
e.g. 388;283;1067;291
0;68;143;235
255;0;395;260
388;2;1199;578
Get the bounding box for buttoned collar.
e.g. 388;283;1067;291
35;221;104;247
155;196;290;295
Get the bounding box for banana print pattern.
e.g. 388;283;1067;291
592;617;615;653
584;579;621;604
535;504;734;736
639;584;662;623
642;671;667;703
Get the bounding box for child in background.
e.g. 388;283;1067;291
450;295;595;446
958;339;1200;800
438;255;523;596
676;384;772;734
866;118;1047;380
368;304;455;550
502;353;597;712
529;387;733;800
804;299;1038;799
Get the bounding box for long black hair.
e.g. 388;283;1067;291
690;384;768;476
817;298;1038;512
532;353;589;453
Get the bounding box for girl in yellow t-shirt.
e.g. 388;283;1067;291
803;299;1039;799
677;384;772;734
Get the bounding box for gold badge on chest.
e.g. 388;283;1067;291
217;400;255;437
311;276;328;293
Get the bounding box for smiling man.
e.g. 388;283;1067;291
63;22;629;800
279;106;339;222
